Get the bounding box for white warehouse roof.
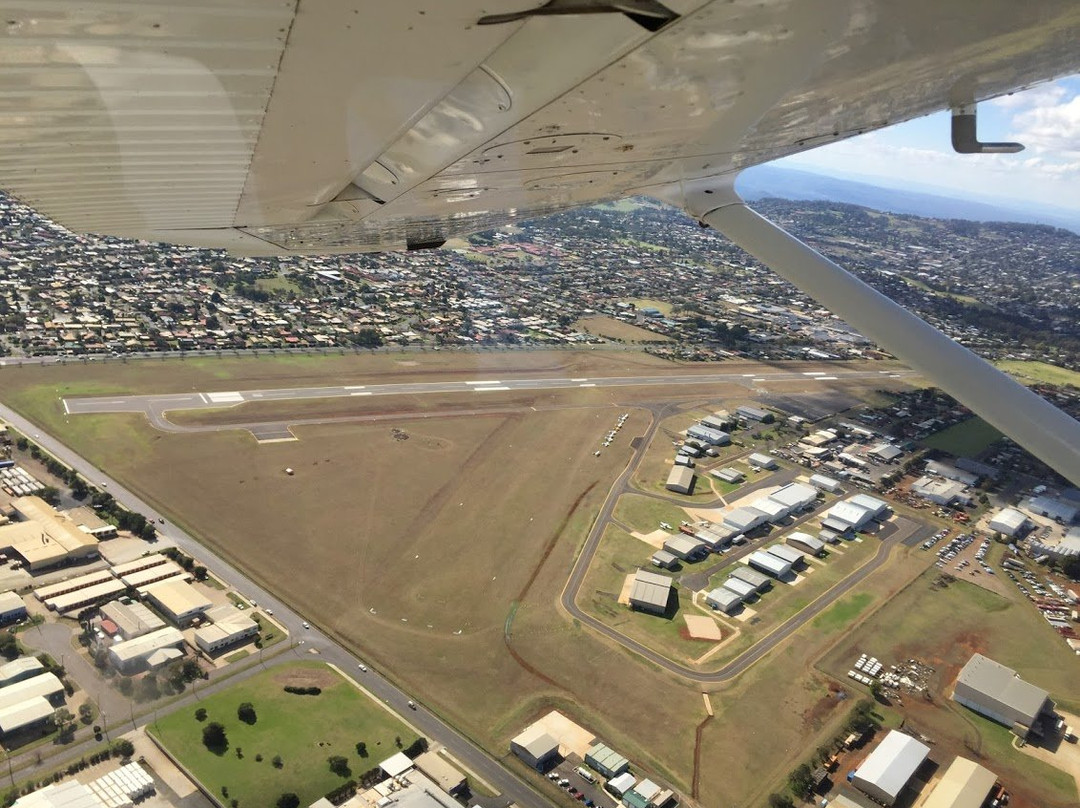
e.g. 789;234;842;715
747;551;792;578
853;731;929;804
769;482;817;510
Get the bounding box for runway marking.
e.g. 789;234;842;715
752;378;765;382
475;386;510;391
466;380;501;385
350;391;373;396
579;383;596;387
344;385;366;390
206;392;243;403
803;371;827;376
742;374;755;377
199;393;209;404
571;378;588;382
62;399;69;415
815;376;838;381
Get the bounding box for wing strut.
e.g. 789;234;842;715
652;177;1080;487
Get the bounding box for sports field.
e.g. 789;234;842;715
996;359;1080;389
150;663;417;807
819;569;1080;807
920;416;1003;457
0;351;930;806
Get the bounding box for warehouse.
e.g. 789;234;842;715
662;534;707;561
586;742;630;778
99;600;165;640
0;591;26;625
650;550;679;570
768;483;818;513
686;425;730;446
701;413;731;431
0;496;99;571
144;579;211;626
767;544;806;568
414;750;467;795
194;604;259;654
0;658;43;689
849;494;889;519
119;559;188;590
987;507;1032;539
748;452;778;470
728;565;771;592
750;497;789;524
736;406;771;422
921;757;997;808
705;587;742;613
673;454;694;468
809;473;842;493
1021;495;1078;524
605;772;637;798
925;460;979;486
851;730;930;805
712;467;744;484
0;695;55;736
510;725;560;771
694;527;731;551
911;476;970;506
819;529;841;544
34;569;114;603
46;579;126;615
869;443;903;463
665;466;696;495
787;532;826;556
747;552;792;578
0;672;64;711
629;570;673;615
723;506;768;534
721;577;757;600
111;553;169;578
108;626;185;673
952;653;1053;731
824;501;875;532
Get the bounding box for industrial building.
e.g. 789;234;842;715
413;750;467;794
47;579;127;615
10;762;156;807
99;600;165;640
787;532;825;556
824;501;875;532
750;497;789;524
701;412;731;431
819;529;841;544
723;506;768;534
952;653;1054;731
0;591;26;625
665;466;696;495
35;569;114;603
662;534;706;561
686;425;730;446
0;672;64;712
851;730;930;805
721;578;757;600
921;757;997;808
650;550;679;570
987;507;1032;538
107;626;185;673
0;496;99;571
0;695;55;736
736;406;771;422
728;565;771;592
711;467;744;484
629;570;673;615
911;476;970;506
809;473;842;493
693;526;731;551
0;658;43;689
110;553;170;578
194;604;259;654
673;455;694;469
119;559;188;590
144;579;211;625
747;452;778;470
925;460;979;486
767;544;806;568
606;772;636;798
747;552;792;578
705;587;741;613
768;483;818;513
869;443;903;462
1021;495;1078;524
849;494;889;519
586;742;630;778
624;778;662;808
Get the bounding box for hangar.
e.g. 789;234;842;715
510;725;560;771
723;507;768;534
748;452;778;470
768;482;818;513
988;507;1031;538
747;551;792;578
711;467;744;484
629;570;673;615
851;730;930;805
952;653;1053;731
767;544;806;568
705;587;741;613
921;757;997;808
663;534;707;561
825;501;875;532
665;466;696;495
809;473;842;493
728;565;771;592
750;497;789;524
787;532;825;556
849;493;889;520
686;425;730;446
721;578;757;599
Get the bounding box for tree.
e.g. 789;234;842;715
276;794;299;808
788;763;813;796
327;755;350;777
117;676;133;697
1062;556;1080;580
237;702;257;724
52;707;74;733
202;722;227;752
113;739;135;759
39;486;61;506
272;755;284;769
355;741;368;758
768;795;795;808
78;702;93;724
0;632;19;661
195;707;207;722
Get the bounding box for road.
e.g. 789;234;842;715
0;401;554;808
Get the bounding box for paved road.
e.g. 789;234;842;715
63;368;914;420
0;402;553;808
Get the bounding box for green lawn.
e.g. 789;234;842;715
612;495;688;534
996;359;1080;389
150;663;419;808
811;592;873;633
921;417;1003;457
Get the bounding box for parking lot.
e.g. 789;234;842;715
543;760;616;808
926;530;1011;596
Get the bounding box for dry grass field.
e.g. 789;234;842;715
0;351;930;805
575;315;673;343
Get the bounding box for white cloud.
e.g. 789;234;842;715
989;83;1066;110
1010;94;1080;155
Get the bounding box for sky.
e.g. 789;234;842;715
774;75;1080;214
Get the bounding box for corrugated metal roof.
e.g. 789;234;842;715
955;654;1049;720
853;731;929;802
920;757;997;808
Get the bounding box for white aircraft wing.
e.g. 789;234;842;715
0;0;1077;254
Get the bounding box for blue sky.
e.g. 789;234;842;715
774;76;1080;212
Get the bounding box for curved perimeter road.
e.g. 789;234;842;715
559;410;933;683
0;401;553;808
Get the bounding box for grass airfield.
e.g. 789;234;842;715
4;350;1070;806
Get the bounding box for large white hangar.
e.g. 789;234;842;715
851;730;929;805
951;653;1053;731
747;551;792;578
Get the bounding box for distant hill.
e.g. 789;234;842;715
737;165;1080;234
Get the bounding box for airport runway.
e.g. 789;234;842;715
64;367;914;420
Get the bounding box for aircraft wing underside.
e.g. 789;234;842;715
0;0;1078;255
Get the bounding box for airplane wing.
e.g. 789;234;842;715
0;0;1077;254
